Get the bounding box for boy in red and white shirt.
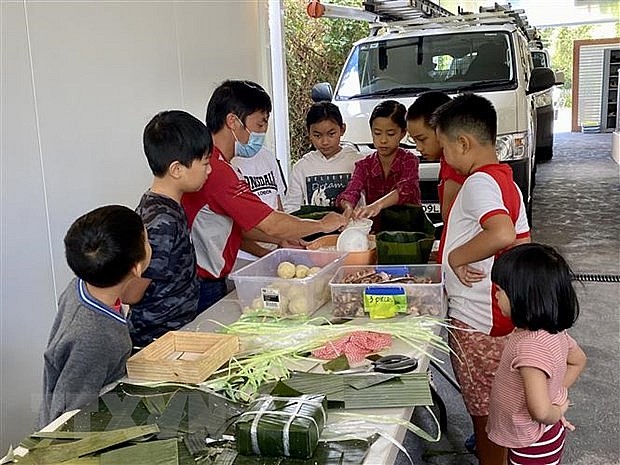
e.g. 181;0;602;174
432;93;530;465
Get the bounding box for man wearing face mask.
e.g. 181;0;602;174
182;80;346;311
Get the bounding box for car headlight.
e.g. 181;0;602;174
496;133;528;161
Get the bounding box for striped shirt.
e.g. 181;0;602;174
487;329;577;449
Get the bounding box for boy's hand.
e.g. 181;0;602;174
320;212;347;233
452;264;486;287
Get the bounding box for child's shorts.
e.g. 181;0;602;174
508;421;566;464
448;318;508;417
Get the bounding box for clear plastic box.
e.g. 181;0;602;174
329;264;444;318
230;249;348;316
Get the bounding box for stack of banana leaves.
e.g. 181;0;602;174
4;384;372;465
4;314;449;465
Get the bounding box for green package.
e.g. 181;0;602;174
376;231;435;265
379;204;436;236
235;394;327;459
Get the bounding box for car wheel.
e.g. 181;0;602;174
536;145;553;162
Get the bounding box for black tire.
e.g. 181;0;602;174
536;144;553;162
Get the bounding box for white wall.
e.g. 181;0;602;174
0;0;272;451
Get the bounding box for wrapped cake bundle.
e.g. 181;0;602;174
235;394;327;459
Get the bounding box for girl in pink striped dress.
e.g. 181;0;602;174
487;243;587;465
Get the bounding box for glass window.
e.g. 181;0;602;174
531;51;548;68
335;32;515;100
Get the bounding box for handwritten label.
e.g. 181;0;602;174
363;287;407;319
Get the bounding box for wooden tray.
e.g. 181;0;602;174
126;331;238;384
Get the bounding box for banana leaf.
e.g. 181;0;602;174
271;373;346;404
273;372;432;409
379;204;436;236
375;231;435;265
188;437;373;465
100;438;178;465
17;382;376;465
24;425;158;465
62;383;244;440
28;458;99;465
290;206;338;241
232;438;374;465
343;374;432;409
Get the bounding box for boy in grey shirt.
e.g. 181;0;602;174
38;205;151;428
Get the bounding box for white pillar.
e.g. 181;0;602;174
268;0;291;182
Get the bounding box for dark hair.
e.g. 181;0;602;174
306;101;344;130
369;100;407;131
406;91;452;125
491;243;580;333
64;205;147;288
143;110;212;176
205;80;272;132
430;93;497;144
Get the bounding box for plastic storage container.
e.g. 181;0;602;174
230;249;347;316
329;264;444;319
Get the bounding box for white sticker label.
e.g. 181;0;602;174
261;288;281;309
422;203;441;214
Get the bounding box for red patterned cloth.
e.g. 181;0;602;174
311;331;393;363
336;148;421;208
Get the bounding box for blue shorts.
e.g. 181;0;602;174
197;278;227;312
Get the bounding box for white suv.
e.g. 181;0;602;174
530;46;563;160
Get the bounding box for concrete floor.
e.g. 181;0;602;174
396;130;620;465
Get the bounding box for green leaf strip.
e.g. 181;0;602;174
26;425;159;465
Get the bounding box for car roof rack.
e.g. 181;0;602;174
364;0;453;21
307;0;453;29
307;1;538;40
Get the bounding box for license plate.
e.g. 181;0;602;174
422;203;440;214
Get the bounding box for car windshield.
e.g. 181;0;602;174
335;31;515;100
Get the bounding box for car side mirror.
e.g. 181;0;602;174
528;67;555;94
311;82;333;102
554;70;565;86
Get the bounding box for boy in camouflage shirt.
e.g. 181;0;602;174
123;110;212;348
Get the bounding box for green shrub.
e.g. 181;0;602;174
284;0;368;164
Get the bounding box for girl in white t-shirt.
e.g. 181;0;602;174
487;243;587;465
284;102;361;213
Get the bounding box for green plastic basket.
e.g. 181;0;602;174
375;231;435;265
379;205;436;236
